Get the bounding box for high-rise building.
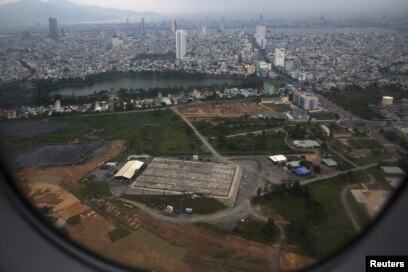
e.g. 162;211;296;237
176;30;187;59
201;26;207;37
254;25;267;49
48;17;59;39
171;20;177;32
293;92;319;110
274;48;286;67
141;17;145;33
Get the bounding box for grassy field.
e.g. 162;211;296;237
122;195;226;215
252;171;370;259
328;138;391;166
194;118;284;137
322;88;407;120
194;219;279;244
3;109;204;156
108;227;131;242
211;131;294;155
262;103;292;113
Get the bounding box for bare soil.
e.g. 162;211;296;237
180;101;272;120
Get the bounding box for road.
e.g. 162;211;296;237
172;107;227;164
299;161;384;185
340;183;362;232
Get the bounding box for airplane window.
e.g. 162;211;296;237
0;0;407;271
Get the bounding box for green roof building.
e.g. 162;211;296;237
264;82;276;96
292;140;321;149
286;161;301;169
380;166;405;176
322;158;338;168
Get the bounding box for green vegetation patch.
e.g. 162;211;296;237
3;109;203;156
193;222;232;235
262;103;292;113
252;171;370;258
348;139;383;149
123;195;226;215
79;181;112;199
108;227;131;242
194;118;284;137
66;215;81;225
321;88;407;120
233;218;279;244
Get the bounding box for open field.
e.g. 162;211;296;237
261;103;292;113
211;131;294;155
329;138;391;166
321;88;407;120
0;119;68;138
10;140;105;168
2;109;204;156
179;101;272;120
194;118;284;137
252;171;370;259
64;200;289;272
14;140;125;188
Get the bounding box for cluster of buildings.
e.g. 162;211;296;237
265;30;408;90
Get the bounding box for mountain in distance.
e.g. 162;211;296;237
0;0;158;27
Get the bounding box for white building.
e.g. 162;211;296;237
176;30;187;59
293;92;319;110
274;48;285;67
254;25;267;49
54;100;61;112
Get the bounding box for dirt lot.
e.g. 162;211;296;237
11;140;105;168
179;101;272;120
14;140;125;189
0;119;67;138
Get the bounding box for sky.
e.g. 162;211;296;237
0;0;408;17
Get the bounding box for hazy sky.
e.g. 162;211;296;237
1;0;408;17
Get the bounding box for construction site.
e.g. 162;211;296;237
127;158;242;207
179;101;271;120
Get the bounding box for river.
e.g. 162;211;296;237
55;76;242;96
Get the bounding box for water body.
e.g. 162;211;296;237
269;27;399;34
56;76;242;96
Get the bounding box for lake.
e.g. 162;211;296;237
55;76;242;96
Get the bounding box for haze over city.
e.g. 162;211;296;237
0;0;408;17
0;0;407;271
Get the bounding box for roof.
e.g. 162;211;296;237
269;155;287;162
380;166;405;175
322;158;338;167
292;140;321;148
127;154;151;161
293;167;310;176
114;160;144;179
286;161;301;168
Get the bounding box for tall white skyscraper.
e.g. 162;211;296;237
255;25;266;39
254;25;267;49
274;48;286;67
176;30;187;59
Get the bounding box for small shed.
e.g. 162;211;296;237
286;161;301;169
185;208;193;214
269;155;287;164
293;167;311;176
322;158;338;168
